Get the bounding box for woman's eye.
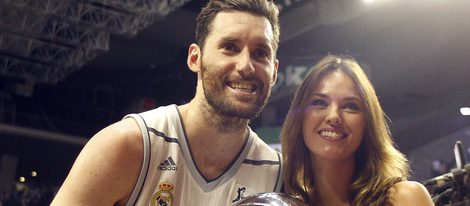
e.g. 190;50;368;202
311;99;327;107
344;102;360;111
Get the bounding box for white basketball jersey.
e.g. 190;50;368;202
124;104;283;206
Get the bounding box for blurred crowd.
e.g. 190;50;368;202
0;184;55;206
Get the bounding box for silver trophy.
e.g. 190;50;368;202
234;192;308;206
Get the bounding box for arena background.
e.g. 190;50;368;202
1;0;469;204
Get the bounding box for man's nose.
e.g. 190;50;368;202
236;49;255;76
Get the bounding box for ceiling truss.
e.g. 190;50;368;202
0;0;190;84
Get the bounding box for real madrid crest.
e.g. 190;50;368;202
151;182;174;206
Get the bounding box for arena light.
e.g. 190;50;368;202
31;171;37;177
460;107;470;116
363;0;376;3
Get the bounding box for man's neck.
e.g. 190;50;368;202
178;101;250;180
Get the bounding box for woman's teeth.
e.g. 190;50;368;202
320;130;344;140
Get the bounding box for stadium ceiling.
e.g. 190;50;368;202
0;0;190;84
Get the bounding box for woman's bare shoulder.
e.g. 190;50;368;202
386;181;434;206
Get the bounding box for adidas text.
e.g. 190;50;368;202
158;156;177;171
158;165;177;171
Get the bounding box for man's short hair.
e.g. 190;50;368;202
196;0;280;52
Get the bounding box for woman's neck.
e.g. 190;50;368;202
311;157;356;206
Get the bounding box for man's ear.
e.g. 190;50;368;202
271;59;279;86
187;43;201;73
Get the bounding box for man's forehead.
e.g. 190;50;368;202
208;11;274;46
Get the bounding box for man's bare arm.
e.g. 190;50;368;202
51;118;143;206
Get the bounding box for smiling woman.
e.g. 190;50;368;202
281;54;434;206
302;70;366;162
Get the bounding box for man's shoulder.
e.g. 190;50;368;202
247;129;281;161
131;104;179;124
137;104;177;117
96;118;143;153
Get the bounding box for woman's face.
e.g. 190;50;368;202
302;70;366;162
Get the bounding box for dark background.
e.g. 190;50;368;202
1;0;469;188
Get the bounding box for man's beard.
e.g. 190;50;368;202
200;62;272;120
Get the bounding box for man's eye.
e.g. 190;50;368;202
254;49;268;59
222;43;236;51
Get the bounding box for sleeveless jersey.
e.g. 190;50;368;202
123;104;283;206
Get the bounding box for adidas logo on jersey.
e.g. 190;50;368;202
157;156;177;171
